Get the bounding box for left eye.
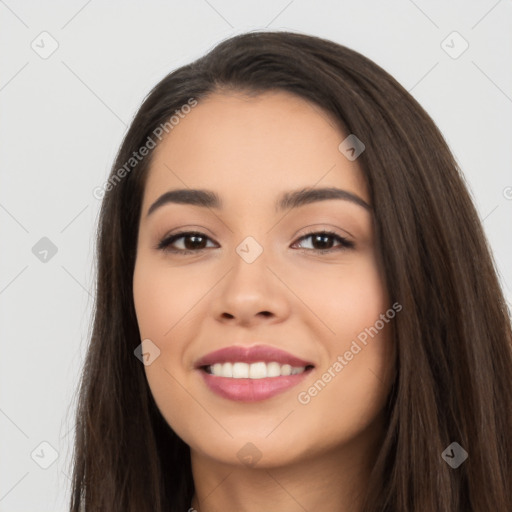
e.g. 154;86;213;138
157;230;354;254
293;231;354;252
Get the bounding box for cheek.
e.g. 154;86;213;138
292;252;389;342
133;256;201;436
132;255;210;343
132;253;217;406
293;253;394;431
297;321;395;447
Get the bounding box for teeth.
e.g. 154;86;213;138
267;362;281;377
249;362;266;379
207;361;307;379
281;364;292;376
232;362;249;378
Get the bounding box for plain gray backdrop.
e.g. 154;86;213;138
1;1;511;510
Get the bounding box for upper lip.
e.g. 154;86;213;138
194;345;315;369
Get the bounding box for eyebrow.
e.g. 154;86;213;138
146;186;371;217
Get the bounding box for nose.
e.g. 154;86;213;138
210;242;291;328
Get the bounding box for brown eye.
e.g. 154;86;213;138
157;231;217;254
293;231;354;252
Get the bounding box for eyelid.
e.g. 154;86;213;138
293;223;355;241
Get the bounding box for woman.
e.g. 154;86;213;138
69;30;512;511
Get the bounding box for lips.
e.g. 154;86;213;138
195;345;314;368
195;345;315;402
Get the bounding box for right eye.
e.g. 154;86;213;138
156;231;218;255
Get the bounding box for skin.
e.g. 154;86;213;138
133;90;396;512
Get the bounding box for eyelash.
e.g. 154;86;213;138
156;230;355;255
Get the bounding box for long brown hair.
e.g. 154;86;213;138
69;30;512;511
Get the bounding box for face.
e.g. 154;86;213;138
133;90;396;469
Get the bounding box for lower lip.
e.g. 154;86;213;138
199;368;313;402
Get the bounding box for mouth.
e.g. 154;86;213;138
195;345;315;402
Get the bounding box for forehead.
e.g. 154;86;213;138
142;91;368;207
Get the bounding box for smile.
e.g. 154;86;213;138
195;344;315;402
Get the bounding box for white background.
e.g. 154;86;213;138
1;1;511;510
